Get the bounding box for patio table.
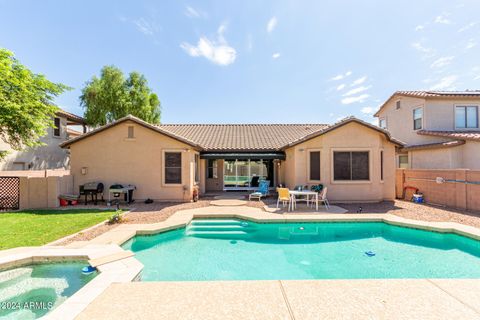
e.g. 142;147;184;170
289;190;318;211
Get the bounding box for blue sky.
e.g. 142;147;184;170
1;0;479;124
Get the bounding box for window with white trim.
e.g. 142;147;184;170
455;106;478;129
164;152;182;184
379;118;386;129
53;117;61;137
413;107;423;130
333;151;369;181
309;151;321;181
395;100;401;110
398;155;409;169
207;159;218;179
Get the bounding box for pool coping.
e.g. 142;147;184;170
87;205;480;247
0;244;143;320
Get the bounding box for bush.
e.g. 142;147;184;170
107;210;123;225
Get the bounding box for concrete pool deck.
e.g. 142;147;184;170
3;204;480;319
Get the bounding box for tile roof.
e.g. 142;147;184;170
56;109;86;124
417;130;480;141
401;140;466;152
158;124;329;151
61;115;404;150
374;90;480;116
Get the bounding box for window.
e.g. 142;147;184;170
207;159;218;179
380;151;384;181
194;154;200;183
333;151;369;181
379;118;386;129
309;151;321;181
398;155;409;169
396;100;401;110
53;117;61;137
413;107;423;130
127;126;135;138
164;152;182;184
456;106;478;129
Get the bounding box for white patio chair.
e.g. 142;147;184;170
319;187;330;209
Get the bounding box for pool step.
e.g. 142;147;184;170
187;230;250;239
186;219;255;239
189;219;249;227
0;268;33;287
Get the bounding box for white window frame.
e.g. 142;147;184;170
454;105;479;130
379;118;387;129
162;149;183;186
398;154;409;169
330;148;372;184
307;149;322;183
413;106;423;131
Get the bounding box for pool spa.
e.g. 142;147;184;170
123;219;480;281
0;261;97;319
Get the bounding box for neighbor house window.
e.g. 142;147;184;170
333;151;369;181
309;151;321;181
380;151;384;181
379;118;387;129
164;152;182;184
396;100;401;110
455;106;478;129
194;154;200;183
127;126;135;138
398;155;409;169
207;159;218;179
53;117;61;137
413;107;423;130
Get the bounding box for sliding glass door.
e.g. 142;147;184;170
223;159;273;190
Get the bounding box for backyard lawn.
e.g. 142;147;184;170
0;209;117;250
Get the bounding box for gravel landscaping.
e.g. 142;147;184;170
56;197;480;246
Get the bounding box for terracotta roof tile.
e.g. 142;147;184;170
374;90;480;116
158;124;329;151
417;130;480;141
401;140;466;151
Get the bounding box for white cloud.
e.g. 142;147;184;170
434;15;451;25
343;85;371;96
246;34;253;52
180;24;236;66
351;76;367;86
430;56;454;69
184;6;205;18
330;71;352;81
466;39;477;50
272;52;281;59
415;25;425;31
341;94;370;105
132;18;160;36
474;75;480;81
336;84;346;91
361;107;374;114
411;41;436;59
458;21;478;32
430;75;458;90
267;17;277;33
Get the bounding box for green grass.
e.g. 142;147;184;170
0;209;117;250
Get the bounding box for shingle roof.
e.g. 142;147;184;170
158;124;329;151
374;90;480;116
417;130;480;141
61;115;404;150
401;140;466;152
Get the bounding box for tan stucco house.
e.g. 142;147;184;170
0;109;87;170
375;91;480;170
60;115;402;202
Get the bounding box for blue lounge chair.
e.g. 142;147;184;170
249;180;270;201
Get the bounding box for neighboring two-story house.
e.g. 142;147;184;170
374;91;480;170
0;109;87;170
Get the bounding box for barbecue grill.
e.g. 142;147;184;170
108;184;136;204
80;182;104;205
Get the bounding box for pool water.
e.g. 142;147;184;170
0;262;97;319
123;219;480;281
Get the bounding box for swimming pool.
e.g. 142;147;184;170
0;261;96;319
123;219;480;281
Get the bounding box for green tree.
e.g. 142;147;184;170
0;49;70;159
80;66;161;126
